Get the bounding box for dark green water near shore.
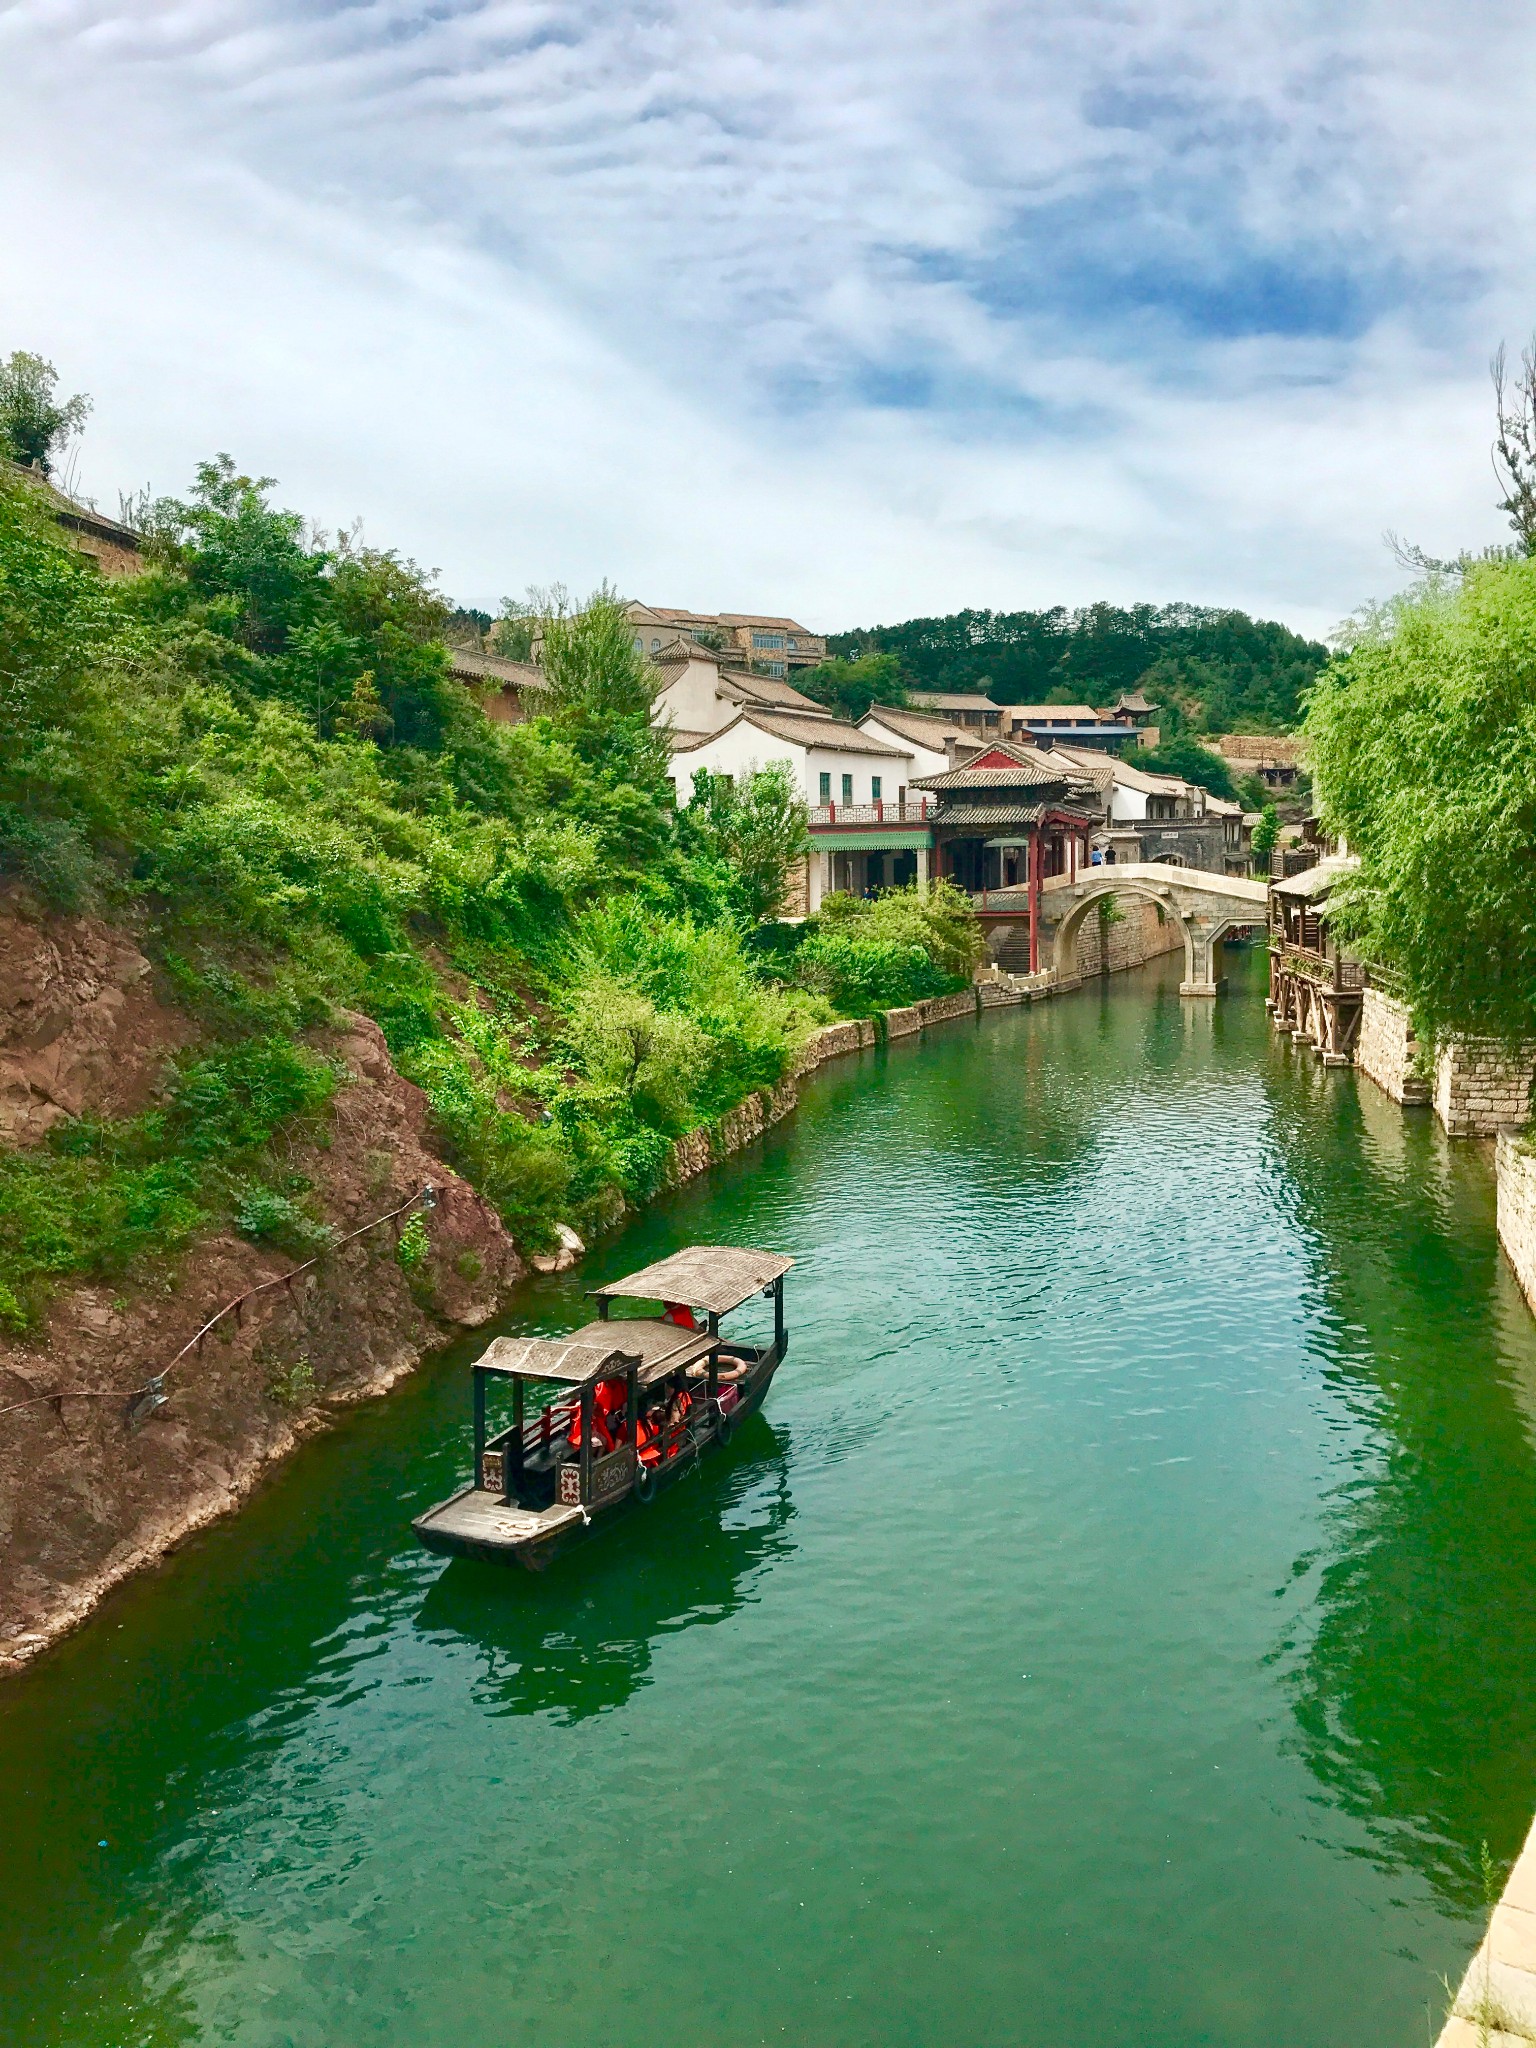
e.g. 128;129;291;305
6;948;1536;2047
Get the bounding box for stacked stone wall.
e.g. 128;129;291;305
1356;986;1430;1106
1497;1130;1536;1317
778;856;811;919
1072;898;1185;979
1433;1037;1536;1137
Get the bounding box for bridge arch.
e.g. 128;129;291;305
1051;879;1200;987
1040;864;1269;995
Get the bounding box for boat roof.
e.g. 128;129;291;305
473;1334;642;1385
475;1320;719;1387
592;1245;794;1316
587;1318;718;1384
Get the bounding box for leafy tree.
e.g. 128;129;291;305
0;351;91;476
1235;771;1268;814
681;765;809;923
828;603;1325;732
1133;733;1238;801
798;651;905;722
1250;804;1279;869
1305;557;1536;1046
1493;339;1536;556
490;593;537;660
145;455;325;652
537;589;671;792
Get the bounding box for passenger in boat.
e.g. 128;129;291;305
636;1399;666;1467
567;1375;627;1454
664;1384;691;1438
664;1302;698;1330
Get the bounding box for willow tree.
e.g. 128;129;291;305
0;351;91;476
1304;557;1536;1045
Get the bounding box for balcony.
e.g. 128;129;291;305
1275;941;1364;992
808;800;934;827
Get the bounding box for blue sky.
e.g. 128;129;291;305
3;0;1532;634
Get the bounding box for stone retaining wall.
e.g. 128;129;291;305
1438;1806;1536;2045
665;993;980;1189
1356;985;1430;1106
1434;1037;1536;1137
1498;1129;1536;1317
1070;897;1186;980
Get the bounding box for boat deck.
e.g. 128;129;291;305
415;1488;584;1551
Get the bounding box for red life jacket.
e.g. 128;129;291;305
567;1378;626;1454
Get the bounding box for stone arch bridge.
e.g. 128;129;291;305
975;863;1270;996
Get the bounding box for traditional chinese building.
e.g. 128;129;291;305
912;741;1097;970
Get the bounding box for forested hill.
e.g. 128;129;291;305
827;603;1327;732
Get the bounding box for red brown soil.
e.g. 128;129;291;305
0;890;525;1672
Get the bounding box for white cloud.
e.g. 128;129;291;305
1;0;1533;633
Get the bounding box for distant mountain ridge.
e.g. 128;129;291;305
827;602;1327;735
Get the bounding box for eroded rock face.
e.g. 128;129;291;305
0;888;198;1144
0;952;526;1668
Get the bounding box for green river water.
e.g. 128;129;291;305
6;949;1536;2047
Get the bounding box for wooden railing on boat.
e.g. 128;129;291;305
476;1390;715;1498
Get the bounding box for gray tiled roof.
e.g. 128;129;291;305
445;646;548;690
914;749;1076;791
739;710;909;756
719;670;825;713
930;802;1050;827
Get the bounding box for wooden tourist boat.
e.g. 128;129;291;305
412;1245;793;1569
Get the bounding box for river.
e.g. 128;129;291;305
5;948;1536;2047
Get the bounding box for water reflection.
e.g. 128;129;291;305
1261;1043;1536;1911
415;1418;796;1722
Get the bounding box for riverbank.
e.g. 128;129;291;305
0;872;1188;1673
0;952;990;1673
1297;987;1536;2045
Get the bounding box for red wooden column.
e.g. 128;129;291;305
1028;827;1040;973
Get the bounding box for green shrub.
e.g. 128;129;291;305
266;1354;316;1407
795;929;951;1014
0;455;982;1314
232;1182;335;1258
395;1213;430;1270
0;1034;339;1327
790;882;980;1015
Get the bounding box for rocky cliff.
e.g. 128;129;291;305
0;888;525;1671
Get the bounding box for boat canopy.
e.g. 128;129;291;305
475;1320;718;1388
592;1245;795;1318
473;1335;641;1386
574;1318;717;1386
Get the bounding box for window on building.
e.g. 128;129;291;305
752;631;786;649
841;774;853;804
650;636;661;650
819;771;831;802
632;637;643;652
787;637;798;650
762;661;787;677
870;776;882;801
